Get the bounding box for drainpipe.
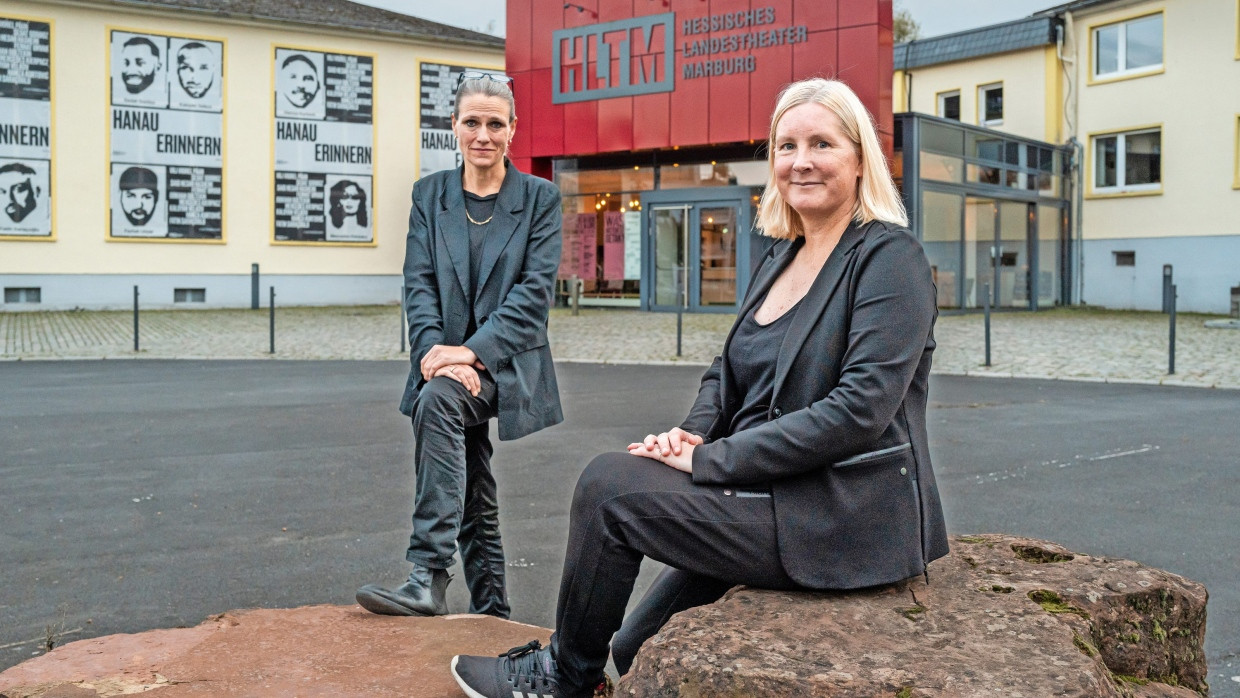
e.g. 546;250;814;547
1058;12;1084;305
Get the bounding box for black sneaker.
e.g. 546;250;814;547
451;640;567;698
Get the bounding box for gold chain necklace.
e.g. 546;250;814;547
466;210;493;226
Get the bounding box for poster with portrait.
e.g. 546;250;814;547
0;16;53;238
418;62;505;180
108;29;223;240
274;46;373;244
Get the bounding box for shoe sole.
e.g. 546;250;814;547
450;655;488;698
355;586;445;617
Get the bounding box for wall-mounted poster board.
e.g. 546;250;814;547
273;45;375;245
0;15;53;240
107;28;224;241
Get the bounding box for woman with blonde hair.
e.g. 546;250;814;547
451;77;948;698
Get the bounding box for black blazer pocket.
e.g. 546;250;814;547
831;443;912;470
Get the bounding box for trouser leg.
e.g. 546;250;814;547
610;567;734;676
405;373;497;570
550;452;798;693
458;421;510;618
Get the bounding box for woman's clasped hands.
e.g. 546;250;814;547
627;427;704;473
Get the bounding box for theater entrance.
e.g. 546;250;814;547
640;187;760;313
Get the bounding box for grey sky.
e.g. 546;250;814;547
351;0;1063;39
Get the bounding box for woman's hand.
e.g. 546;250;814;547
421;345;479;381
627;428;703;474
434;363;481;396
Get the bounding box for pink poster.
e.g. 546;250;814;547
577;213;597;280
559;212;579;280
602;211;625;280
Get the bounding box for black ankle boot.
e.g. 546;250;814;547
355;564;451;616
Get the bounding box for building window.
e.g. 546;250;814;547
174;288;206;303
978;83;1003;126
1093;13;1163;80
1093;128;1161;193
1234;114;1240;189
937;90;960;121
4;287;41;303
1113;250;1136;266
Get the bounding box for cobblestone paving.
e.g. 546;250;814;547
2;305;1238;389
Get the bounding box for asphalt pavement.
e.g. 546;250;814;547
1;361;1237;694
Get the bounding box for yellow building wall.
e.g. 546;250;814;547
1071;0;1240;240
0;0;502;274
894;46;1052;141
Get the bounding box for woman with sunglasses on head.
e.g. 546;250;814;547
451;77;948;698
355;71;563;621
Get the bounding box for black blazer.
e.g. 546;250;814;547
399;162;564;441
681;220;949;589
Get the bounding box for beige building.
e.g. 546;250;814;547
895;0;1240;314
0;0;503;310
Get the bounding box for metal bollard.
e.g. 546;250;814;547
570;275;580;316
1162;265;1173;314
269;286;276;354
675;266;684;358
251;263;260;310
400;284;407;353
133;285;140;352
1168;284;1176;375
983;282;991;367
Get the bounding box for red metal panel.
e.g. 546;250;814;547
668;61;709;148
530;0;565;71
748;0;795;142
705;0;750;144
792;0;837;31
793;28;838;82
598;0;633;23
510;156;534;174
875;18;894;161
876;0;893;29
598;93;634;152
510;72;533;163
632;91;670;149
668;0;708;148
563;100;599;155
527;68;565;157
507;0;532;73
837;25;880;119
838;0;876;28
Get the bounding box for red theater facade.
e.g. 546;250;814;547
506;0;893;311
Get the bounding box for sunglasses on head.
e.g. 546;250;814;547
456;71;513;89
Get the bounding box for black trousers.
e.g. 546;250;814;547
549;452;799;694
405;373;509;618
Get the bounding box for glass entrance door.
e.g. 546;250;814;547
964;197;1035;309
642;187;754;312
651;205;689;308
698;206;737;307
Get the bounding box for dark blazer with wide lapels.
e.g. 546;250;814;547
399;162;564;441
680;219;949;590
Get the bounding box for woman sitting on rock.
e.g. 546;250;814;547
451;77;950;698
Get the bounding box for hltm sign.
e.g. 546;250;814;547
552;8;810;105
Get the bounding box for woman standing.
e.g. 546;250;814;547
355;72;563;620
451;77;948;698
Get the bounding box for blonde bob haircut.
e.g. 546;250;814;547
756;78;908;239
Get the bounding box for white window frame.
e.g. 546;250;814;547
937;90;961;121
1091;127;1162;195
1092;12;1164;81
977;83;1003;126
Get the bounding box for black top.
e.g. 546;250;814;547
463;190;498;340
727;295;801;435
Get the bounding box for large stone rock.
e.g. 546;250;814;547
618;535;1208;697
0;605;552;697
